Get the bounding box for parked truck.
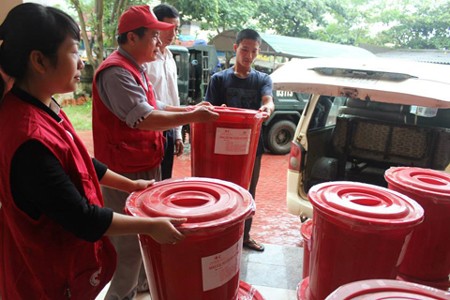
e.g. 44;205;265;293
169;44;306;154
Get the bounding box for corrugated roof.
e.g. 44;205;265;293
376;49;450;65
209;30;375;59
259;33;375;58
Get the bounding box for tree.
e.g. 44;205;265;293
310;0;376;45
256;0;329;38
67;0;450;69
67;0;146;70
374;1;450;49
166;0;257;34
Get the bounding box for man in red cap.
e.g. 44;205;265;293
92;5;218;299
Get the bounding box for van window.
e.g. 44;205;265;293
325;97;347;126
308;96;347;130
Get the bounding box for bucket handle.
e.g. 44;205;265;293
213;106;268;118
255;111;269;120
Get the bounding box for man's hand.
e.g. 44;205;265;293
195;101;214;107
174;139;184;156
259;104;274;120
191;106;219;122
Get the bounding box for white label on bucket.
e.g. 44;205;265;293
214;127;251;155
201;236;243;291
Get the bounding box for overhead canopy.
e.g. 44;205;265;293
209;30;375;59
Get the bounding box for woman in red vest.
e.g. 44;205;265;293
0;3;186;299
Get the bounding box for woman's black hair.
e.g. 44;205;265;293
0;3;80;99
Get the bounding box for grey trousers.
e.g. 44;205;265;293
103;166;161;300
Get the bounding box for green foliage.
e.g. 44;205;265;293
217;0;258;32
308;0;365;44
63;100;93;131
102;0;148;47
166;0;220;29
65;0;450;58
375;1;450;49
166;0;257;33
68;0;147;69
257;0;328;38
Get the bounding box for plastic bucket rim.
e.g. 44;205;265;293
212;106;267;121
385;167;450;200
325;279;450;299
308;181;424;229
125;177;255;234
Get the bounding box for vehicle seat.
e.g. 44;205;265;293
338;98;409;124
331;109;450;175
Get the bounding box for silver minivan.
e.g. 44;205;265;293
270;57;450;220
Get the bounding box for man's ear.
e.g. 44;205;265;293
0;68;14;96
29;50;47;74
127;31;137;44
233;43;238;52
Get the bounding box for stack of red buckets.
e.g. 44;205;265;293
297;167;450;299
385;167;450;290
297;181;424;300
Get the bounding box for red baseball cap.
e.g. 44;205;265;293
118;5;175;34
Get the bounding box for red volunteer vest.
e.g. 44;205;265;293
92;51;164;173
0;93;116;299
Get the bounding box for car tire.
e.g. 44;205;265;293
265;120;296;154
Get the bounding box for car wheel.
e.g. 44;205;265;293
265;120;296;154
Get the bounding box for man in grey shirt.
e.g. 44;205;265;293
92;5;218;299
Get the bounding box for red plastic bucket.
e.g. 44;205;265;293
325;279;450;299
237;281;265;300
396;275;450;292
303;181;424;300
300;219;313;279
125;177;255;300
385;167;450;287
190;106;266;189
297;277;309;300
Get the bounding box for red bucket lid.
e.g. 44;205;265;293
125;177;255;233
308;181;424;229
238;281;265;300
213;106;267;123
385;167;450;200
325;279;450;300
